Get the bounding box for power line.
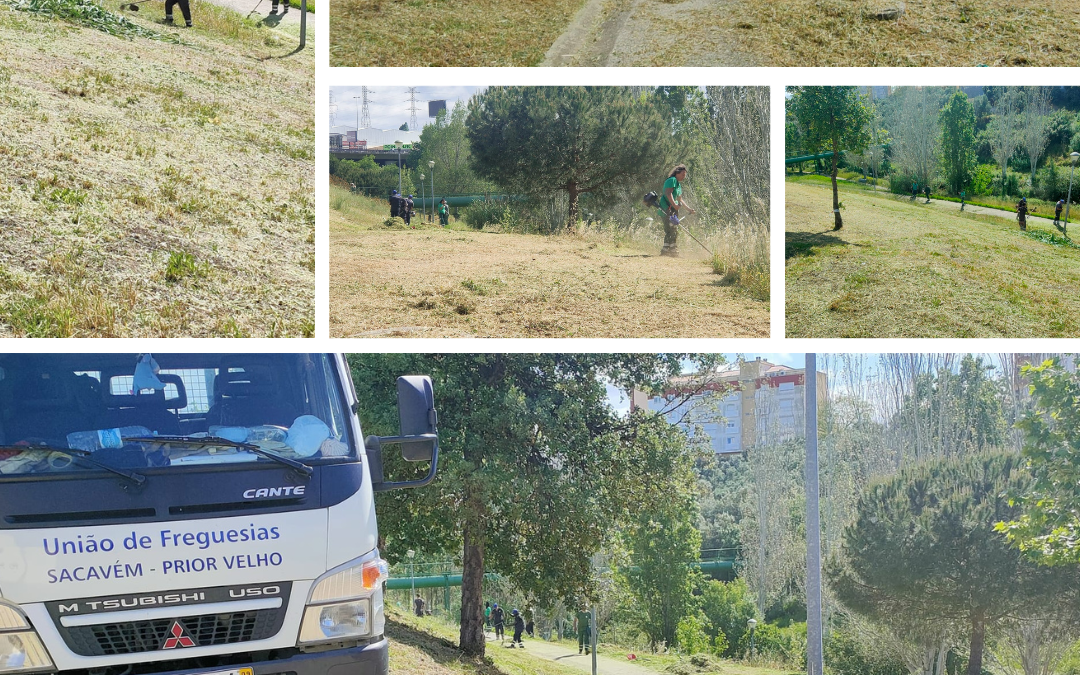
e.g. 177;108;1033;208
360;86;372;129
405;87;422;131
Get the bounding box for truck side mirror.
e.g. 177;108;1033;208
366;376;440;492
397;376;437;462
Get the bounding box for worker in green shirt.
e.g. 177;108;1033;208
658;164;695;257
574;608;592;655
438;198;449;227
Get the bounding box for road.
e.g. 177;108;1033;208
485;631;659;675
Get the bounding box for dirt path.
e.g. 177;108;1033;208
541;0;753;66
330;222;769;339
486;633;658;675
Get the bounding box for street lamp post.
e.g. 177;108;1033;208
1065;151;1080;237
397;140;406;193
428;160;435;223
419;173;425;222
406;549;416;604
747;618;757;661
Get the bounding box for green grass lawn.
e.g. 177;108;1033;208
786;178;1080;338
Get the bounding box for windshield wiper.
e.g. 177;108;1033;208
125;436;314;477
0;444;146;486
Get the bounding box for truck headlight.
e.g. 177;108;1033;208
0;605;53;674
298;554;387;645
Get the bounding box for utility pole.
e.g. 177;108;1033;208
805;354;823;675
590;606;597;675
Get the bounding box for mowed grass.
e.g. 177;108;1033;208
785;180;1080;338
330;188;769;338
0;0;314;337
329;0;587;66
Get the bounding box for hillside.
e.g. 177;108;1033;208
786;179;1080;338
0;0;313;337
329;188;770;339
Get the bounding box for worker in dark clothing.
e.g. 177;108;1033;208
438;198;449;227
403;195;414;226
1056;199;1065;227
1017;197;1028;231
960;191;966;211
271;0;289;12
510;609;525;647
413;594;425;617
575;609;591;655
924;185;931;203
524;607;535;638
491;604;505;641
389;190;402;218
164;0;192;27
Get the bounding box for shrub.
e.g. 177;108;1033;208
675;614;711;656
737;621;806;666
824;628;907;675
971;164;996;196
699;578;756;656
461;199;511;229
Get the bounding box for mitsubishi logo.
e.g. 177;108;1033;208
162;622;196;649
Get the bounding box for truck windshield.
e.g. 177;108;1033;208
0;353;354;477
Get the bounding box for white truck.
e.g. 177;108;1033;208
0;353;438;675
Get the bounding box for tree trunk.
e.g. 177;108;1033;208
566;181;579;231
459;518;486;656
968;609;987;675
831;126;842;230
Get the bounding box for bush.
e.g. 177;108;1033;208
737;621;806;666
675;614;711;656
699;579;756;656
991;170;1022;198
971;164;996;196
461;199;510;229
824;628;907;675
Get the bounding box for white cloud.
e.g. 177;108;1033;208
329;86;484;130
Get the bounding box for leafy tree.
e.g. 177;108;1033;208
788;86;872;230
331;155;414;197
1021;87;1052;186
399;123;409;131
829;453;1078;675
619;446;702;650
999;359;1080;564
348;354;720;657
675;613;712;655
990;91;1022;198
466;87;678;230
940;90;977;195
417;104;495;196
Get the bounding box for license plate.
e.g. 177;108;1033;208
200;668;253;675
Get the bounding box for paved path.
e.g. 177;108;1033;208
201;0;311;37
486;631;658;675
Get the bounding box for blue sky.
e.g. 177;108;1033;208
329;86;484;130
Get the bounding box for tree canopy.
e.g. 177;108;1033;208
348;353;720;656
939;90;977;195
466;87;679;230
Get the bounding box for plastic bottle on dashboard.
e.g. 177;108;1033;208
66;426;154;453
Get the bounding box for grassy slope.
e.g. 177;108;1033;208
0;0;313;337
388;612;583;675
785;179;1080;338
329;188;769;338
328;0;587;66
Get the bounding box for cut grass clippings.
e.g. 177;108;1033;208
0;0;314;337
330;187;769;338
6;0;180;41
329;0;588;66
721;0;1080;66
785;179;1080;338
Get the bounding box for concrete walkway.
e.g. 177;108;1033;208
486;631;659;675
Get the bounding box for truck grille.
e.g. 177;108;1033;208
62;609;285;656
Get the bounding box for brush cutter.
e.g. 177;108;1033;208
669;211;713;255
120;0;153;12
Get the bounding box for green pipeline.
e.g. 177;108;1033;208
385;560;734;591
